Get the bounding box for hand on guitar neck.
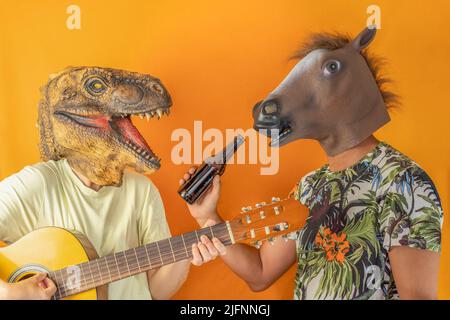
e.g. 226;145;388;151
179;168;226;266
180;166;308;291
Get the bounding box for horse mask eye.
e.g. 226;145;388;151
324;60;341;76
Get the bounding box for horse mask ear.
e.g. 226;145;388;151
351;26;377;51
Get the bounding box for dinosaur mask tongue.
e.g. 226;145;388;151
112;116;152;152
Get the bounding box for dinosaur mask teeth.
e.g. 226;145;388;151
54;110;165;169
110;115;161;169
119;107;170;121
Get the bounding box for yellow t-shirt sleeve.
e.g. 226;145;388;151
138;180;171;245
0;166;45;243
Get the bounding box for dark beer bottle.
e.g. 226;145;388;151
178;135;245;204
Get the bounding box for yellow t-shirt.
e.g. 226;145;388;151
0;159;171;300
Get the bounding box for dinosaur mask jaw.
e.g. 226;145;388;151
53;107;170;171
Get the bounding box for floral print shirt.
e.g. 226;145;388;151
292;142;443;300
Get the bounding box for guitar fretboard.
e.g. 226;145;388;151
49;222;232;299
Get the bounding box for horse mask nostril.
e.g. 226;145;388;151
254;100;282;129
262;101;278;115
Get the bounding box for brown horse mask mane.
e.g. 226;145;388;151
38;67;172;186
253;27;396;156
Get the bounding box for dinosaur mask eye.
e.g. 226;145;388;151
85;78;107;95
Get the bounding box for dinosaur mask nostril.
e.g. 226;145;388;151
150;82;164;95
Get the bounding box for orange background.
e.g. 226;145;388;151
0;0;449;299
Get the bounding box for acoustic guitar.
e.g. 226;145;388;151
0;197;308;300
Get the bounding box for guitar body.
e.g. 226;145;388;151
0;227;107;300
0;197;307;300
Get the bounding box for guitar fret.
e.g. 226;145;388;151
196;227;213;240
124;249;140;273
87;260;95;287
181;234;189;258
96;256;109;285
133;248;141;272
96;259;103;284
50;221;234;299
53;271;63;299
78;263;90;291
146;242;163;267
158;239;175;265
168;238;176;261
115;251;130;277
143;244;152;268
194;230;200;242
105;254;118;282
112;253;122;279
79;262;87;290
135;246;149;270
103;256;112;283
155;241;164;265
170;235;189;260
212;223;232;245
182;232;199;249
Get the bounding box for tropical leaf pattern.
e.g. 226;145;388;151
292;142;443;300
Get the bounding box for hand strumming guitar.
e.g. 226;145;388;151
0;273;56;300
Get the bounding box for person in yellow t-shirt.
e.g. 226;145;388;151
0;67;224;299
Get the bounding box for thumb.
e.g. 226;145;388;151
212;175;221;193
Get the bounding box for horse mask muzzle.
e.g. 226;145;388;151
252;26;391;156
253;99;292;145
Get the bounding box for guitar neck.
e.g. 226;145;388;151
50;221;234;299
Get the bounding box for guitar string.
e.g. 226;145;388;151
54;222;289;298
53;235;233;299
53;220;289;298
52;226;232;297
53;224;229;275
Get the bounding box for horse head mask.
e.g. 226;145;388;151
253;26;397;156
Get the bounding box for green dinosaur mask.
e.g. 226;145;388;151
38;66;172;186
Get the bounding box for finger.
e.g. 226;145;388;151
191;244;203;266
197;243;212;261
189;167;197;174
212;238;227;255
201;235;218;257
179;179;185;185
32;272;47;283
43;278;57;296
42;277;55;290
183;173;191;181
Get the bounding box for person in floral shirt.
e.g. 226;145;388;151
292;142;442;299
180;27;443;299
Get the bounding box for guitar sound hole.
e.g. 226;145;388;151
8;265;49;283
16;273;35;282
